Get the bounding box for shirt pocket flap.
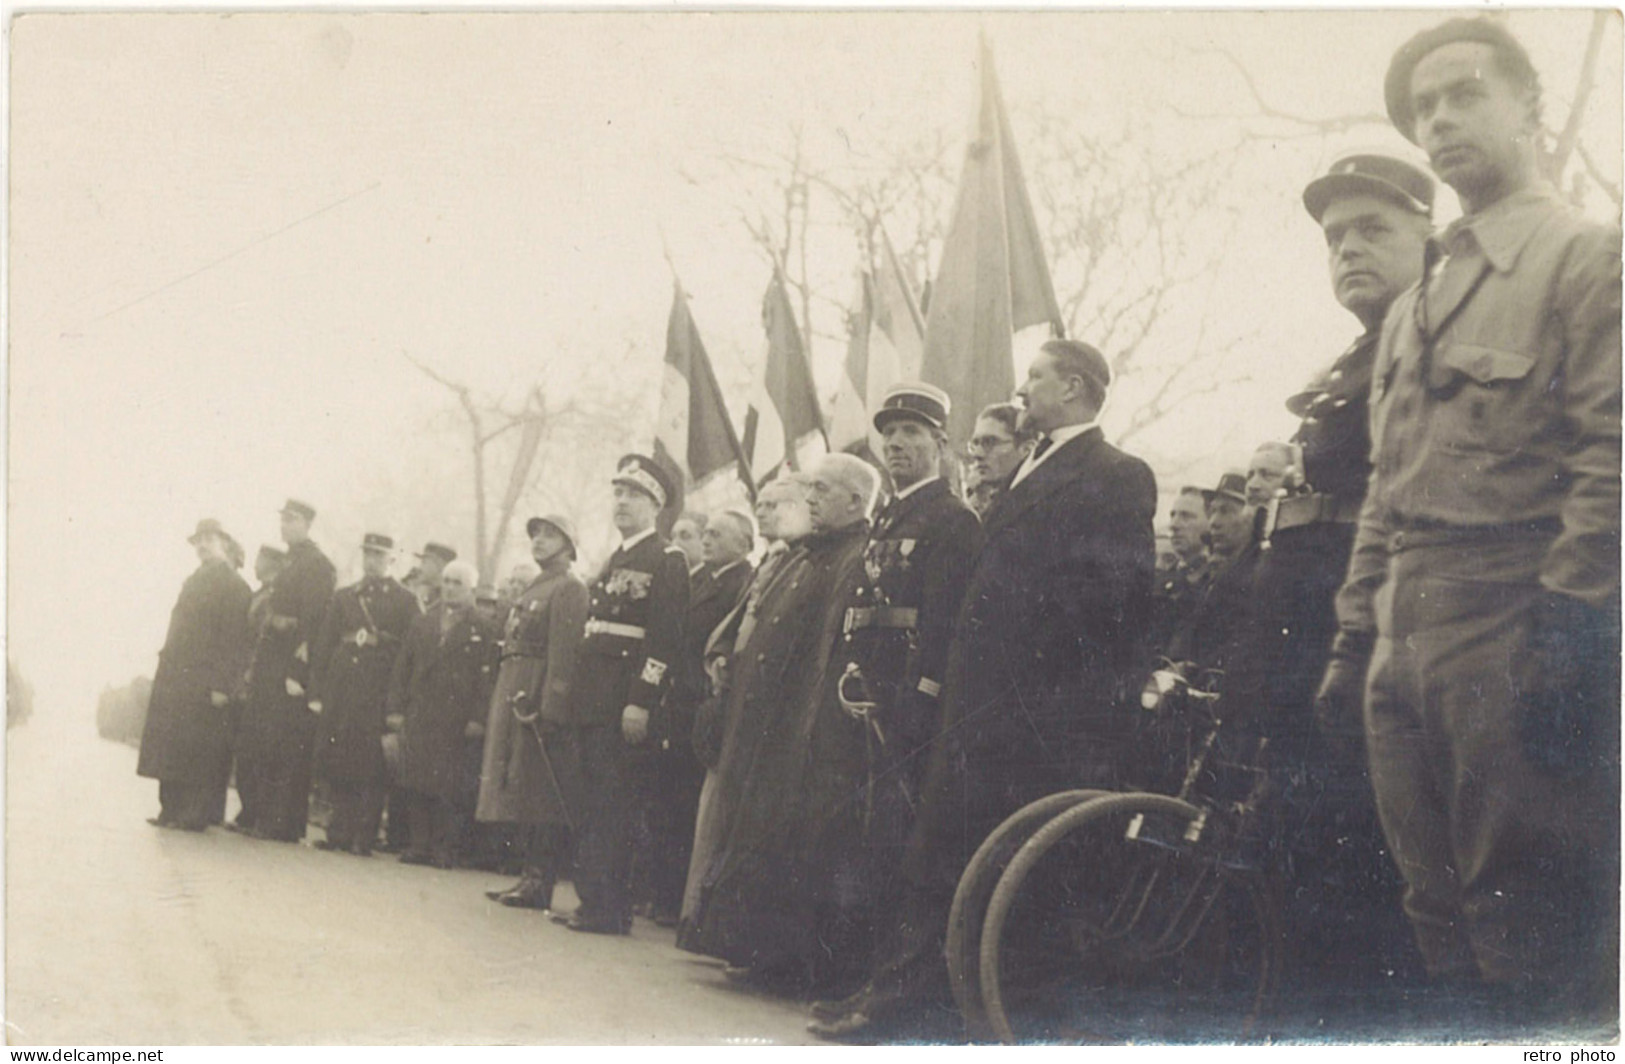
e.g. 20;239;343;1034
1435;343;1536;386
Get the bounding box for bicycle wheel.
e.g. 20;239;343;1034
945;789;1107;1037
980;792;1281;1044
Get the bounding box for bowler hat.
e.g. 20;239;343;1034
188;518;228;545
256;545;289;564
1205;471;1248;506
1303;153;1435;222
873;381;951;433
613;454;676;509
1384;17;1539;144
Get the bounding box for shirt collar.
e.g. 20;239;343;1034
712;558;746;577
1443;183;1563;274
892;475;940;501
619;527;657;553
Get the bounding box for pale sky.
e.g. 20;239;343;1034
8;8;1621;714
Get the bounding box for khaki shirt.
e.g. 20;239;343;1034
1338;184;1621;629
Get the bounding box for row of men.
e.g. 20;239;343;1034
135;16;1618;1040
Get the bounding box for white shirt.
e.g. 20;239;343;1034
1009;420;1097;488
618;527;657;553
891;475;940;502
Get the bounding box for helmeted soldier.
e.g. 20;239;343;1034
309;532;421;856
833;382;982;884
237;498;336;842
552;454;689;935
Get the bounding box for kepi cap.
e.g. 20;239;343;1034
362;532;394;553
873;381;951;433
1384;17;1539;144
1303;153;1435;221
612;454;675;509
279;498;316;522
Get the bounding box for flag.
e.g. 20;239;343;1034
826;236;926;456
746;269;828;483
920;33;1065;445
653;280;753;512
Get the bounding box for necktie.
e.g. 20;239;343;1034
1030;435;1054;462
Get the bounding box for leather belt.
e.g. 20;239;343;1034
1387;517;1561;554
844;606;919;633
584;619;646;640
1271;492;1361;534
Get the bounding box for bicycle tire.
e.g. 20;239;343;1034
980;791;1279;1044
945;789;1107;1037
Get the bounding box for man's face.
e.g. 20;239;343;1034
361;549;389;580
194;533;227;565
611;483;658;536
1206;499;1253;558
759;486;811;543
1320;194;1428;324
1410;41;1535;202
881;418;940;489
1014;351;1073;435
966;415;1028;484
530;525;568;566
255;556;284;585
278;512;309;546
806;462;861;533
1246;448;1293;506
441;568;475;609
671;519;705;568
1168;494;1208;558
701;521;749;566
419;555;446;583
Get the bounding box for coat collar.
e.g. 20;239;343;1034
874;477;951;535
984;426;1104;534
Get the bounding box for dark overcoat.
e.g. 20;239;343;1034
137;559;253;783
311;577;420;784
238;540;336;766
905;428;1157;890
389;605;500;803
685;520;873;970
475;566;589;825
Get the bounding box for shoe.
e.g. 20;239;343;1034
807;1007;877;1042
398;851;433;866
498;889;554;910
485;882;523;902
313;838;341;852
565;912;631;936
547;909;576;926
652;911;680;929
223;820;251;835
174;821;209;833
348;845;373;857
810;987;871;1023
722;964;757;985
146;816;173;828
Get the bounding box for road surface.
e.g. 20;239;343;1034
5;708;817;1045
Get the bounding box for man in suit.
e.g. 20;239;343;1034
645;509;755;927
811;338;1157;1040
308;533;420;856
551;454;689;934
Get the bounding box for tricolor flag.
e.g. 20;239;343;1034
654;280;754;512
920;33;1065;445
827;234;926;456
744;268;828;483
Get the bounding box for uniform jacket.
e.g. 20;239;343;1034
1150;555;1213;655
1289;330;1379;504
667;558;754;753
906;427;1157;888
388;604;500;802
239;540;335;758
834;477;982;757
138;559;253;783
1340;184;1622;630
310;576;420;784
476;566;589;825
567;529;689;734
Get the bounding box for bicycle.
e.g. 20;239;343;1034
948;663;1284;1043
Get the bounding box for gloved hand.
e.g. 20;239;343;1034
1519;591;1618;776
1313;629;1374;735
621;704;649;745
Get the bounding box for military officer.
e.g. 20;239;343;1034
239;499;336;842
1229;152;1436;988
1324;19;1620;1018
553;454;689;934
834;383;983;886
309;532;421;856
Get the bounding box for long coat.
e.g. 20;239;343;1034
684;520;873;971
475;566;589;825
905;427;1157;891
666;558;754;762
389;605;500;803
137;559;253;783
238;540;336;767
311;577;420;784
